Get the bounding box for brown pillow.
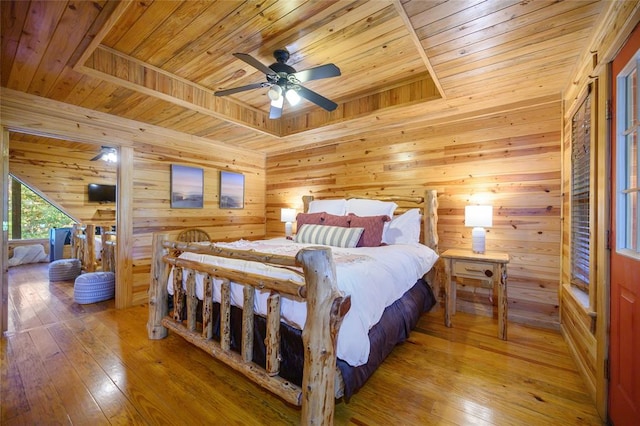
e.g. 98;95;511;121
347;213;390;247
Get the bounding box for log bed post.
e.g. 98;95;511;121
423;189;443;293
71;224;81;259
85;224;96;272
296;247;351;426
148;232;170;339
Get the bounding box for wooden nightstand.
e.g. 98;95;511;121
440;248;510;340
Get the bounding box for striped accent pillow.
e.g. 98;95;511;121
295;224;364;248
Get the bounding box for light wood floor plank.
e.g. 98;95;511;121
28;326;109;424
2;263;602;425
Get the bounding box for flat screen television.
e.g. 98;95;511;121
88;183;116;203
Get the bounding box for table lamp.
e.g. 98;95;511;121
465;205;493;254
280;208;296;237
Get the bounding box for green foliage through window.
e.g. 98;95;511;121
8;175;74;239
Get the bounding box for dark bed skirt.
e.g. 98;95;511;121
173;278;436;401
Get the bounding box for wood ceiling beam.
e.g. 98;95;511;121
392;0;446;99
78;46;442;138
78;46;281;137
70;0;135;71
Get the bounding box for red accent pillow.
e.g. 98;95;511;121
347;213;390;247
322;213;351;227
296;212;325;231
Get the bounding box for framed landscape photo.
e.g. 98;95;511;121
219;171;244;209
170;164;204;208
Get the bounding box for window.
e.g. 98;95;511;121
616;52;640;258
571;88;592;289
8;175;73;239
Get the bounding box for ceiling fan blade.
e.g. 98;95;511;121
214;82;269;96
292;64;340;83
233;53;276;76
296;86;338;111
90;153;103;161
269;96;284;119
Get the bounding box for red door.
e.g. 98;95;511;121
610;22;640;425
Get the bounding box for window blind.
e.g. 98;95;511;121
571;91;591;288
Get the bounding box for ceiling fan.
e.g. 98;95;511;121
90;146;117;163
214;49;341;119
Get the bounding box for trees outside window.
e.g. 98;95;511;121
8;175;73;240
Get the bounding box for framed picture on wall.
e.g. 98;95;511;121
170;164;204;208
219;171;244;209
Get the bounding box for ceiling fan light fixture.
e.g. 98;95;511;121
271;96;284;108
285;87;301;106
267;84;282;101
102;149;118;163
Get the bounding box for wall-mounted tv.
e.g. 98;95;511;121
88;183;116;203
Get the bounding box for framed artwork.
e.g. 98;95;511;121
219;171;244;209
170;164;204;208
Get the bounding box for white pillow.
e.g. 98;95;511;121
308;199;347;215
382;209;421;245
295;224;364;248
346;198;397;218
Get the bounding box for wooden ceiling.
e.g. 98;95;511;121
0;1;615;154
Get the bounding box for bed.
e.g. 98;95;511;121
71;223;116;272
147;190;441;424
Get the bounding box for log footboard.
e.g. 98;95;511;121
147;233;349;425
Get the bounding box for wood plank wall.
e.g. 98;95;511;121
127;141;266;304
9;134;117;225
266;101;563;329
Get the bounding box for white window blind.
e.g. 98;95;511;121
571;90;591;288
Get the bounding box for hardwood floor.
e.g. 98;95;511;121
1;263;602;425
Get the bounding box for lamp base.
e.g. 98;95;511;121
285;222;293;238
471;227;486;254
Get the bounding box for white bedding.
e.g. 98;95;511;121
168;237;438;366
94;236;102;260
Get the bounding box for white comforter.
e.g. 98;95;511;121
168;238;438;366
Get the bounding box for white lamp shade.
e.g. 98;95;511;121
268;84;283;101
285;87;301;106
465;205;493;228
280;208;296;223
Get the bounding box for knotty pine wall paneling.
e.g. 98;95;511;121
266;101;562;329
9;134;117;225
129;142;266;303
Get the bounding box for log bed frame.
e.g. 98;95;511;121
147;190;439;425
70;223;116;272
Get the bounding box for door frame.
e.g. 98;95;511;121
1;128;9;332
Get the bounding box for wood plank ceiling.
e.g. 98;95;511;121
1;0;607;154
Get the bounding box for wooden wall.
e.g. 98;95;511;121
266;100;563;329
128;141;265;304
9;133;117;225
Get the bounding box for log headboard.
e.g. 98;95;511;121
301;189;439;254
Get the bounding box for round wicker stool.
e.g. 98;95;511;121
74;271;115;304
48;258;82;282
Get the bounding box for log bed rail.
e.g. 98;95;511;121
147;189;439;425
